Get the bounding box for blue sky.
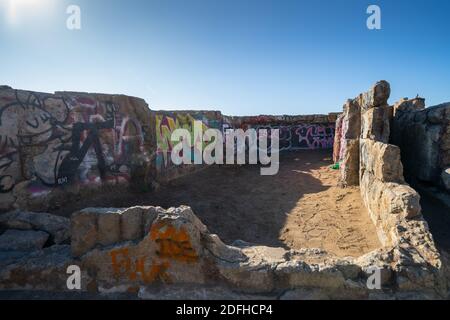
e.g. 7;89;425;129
0;0;449;115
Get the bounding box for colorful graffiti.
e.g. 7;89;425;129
155;112;221;169
154;113;335;175
246;124;335;151
110;248;171;283
0;89;146;197
150;222;198;263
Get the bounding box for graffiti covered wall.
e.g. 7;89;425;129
0;87;151;210
153;110;223;182
226;114;338;151
1;85;339;212
153;112;338;181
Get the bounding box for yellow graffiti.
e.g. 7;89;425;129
156;113;212;167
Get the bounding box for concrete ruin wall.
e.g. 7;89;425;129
225;114;338;152
335;81;443;293
0;82;448;298
0;85;337;212
0;87;152;212
391;99;450;192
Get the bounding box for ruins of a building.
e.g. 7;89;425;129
0;87;337;211
0;82;449;299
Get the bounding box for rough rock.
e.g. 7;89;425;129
71;206;164;257
361;105;391;143
393;97;425;116
0;245;80;291
342;99;361;139
360;139;404;183
0;210;70;244
442;168;450;191
71;209;99;257
0;229;49;251
391;102;450;186
357;80;391;110
333;114;344;163
78;206;213;291
97;210;122;246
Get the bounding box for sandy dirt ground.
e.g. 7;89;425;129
51;150;381;257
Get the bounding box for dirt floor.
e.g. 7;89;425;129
52;150;381;258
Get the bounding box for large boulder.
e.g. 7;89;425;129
393;97;425;117
360;139;404;183
76;206;240;291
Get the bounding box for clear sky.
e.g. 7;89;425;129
0;0;449;115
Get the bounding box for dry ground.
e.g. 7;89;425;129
52;150;381;257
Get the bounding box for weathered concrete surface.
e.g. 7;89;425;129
360;140;404;183
0;230;49;251
337;100;361;186
442;168;450;191
340;139;359;186
71;206;159;257
0;210;70;244
0;86;153;213
393;97;425;116
0;204;445;298
333;113;344;163
356;80;391;110
391;100;450;191
1;85;338;213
